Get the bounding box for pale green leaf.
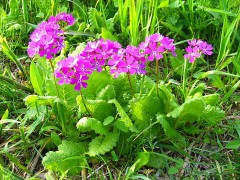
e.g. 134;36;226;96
109;99;138;132
103;116;115;126
225;140;240;149
1;109;9;120
202;94;220;106
96;85;116;100
30;62;43;95
51;131;62;146
82;71;113;99
203;105;225;125
167;98;205;126
77;117;108;135
101;28;118;41
168;166;179;174
157;114;187;148
77;99;115;121
42;141;87;175
88;132;119;156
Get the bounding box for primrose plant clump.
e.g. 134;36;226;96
25;12;224;176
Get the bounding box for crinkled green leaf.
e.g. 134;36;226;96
202;94;220;106
203;105;225;125
88;132;119;156
96;85;115;100
114;120;129;133
130;90;163;131
157;114;187;148
147;154;165;168
45;80;79;108
188;83;206;99
88;8;106;32
82;71;113;99
51;131;62;146
183;126;202;135
77;98;115;121
170;49;187;76
134;152;150;171
168;166;179;174
167;98;205;126
77;117;108;135
113;74;139;104
101;27;118;41
24;95;55;107
42;141;87;175
126;151;150;178
158;84;179;113
109;99;138;132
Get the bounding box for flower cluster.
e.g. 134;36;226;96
81;39;122;72
55;33;177;90
184;39;213;63
27;13;75;59
108;33;176;78
49;12;75;26
139;33;176;61
108;45;146;78
54;55;93;91
55;39;122;90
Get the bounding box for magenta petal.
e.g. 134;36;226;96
81;82;88;88
155;53;163;60
148;55;155;61
189;56;195;63
129;68;136;74
74;84;80;91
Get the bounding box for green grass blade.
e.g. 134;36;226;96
118;0;129;40
0;75;33;93
221;80;240;104
0;37;28;79
216;12;239;68
232;45;240;75
0;164;24;180
51;0;59;16
160;21;188;38
2;151;32;174
22;0;28;23
149;0;159;35
194;70;240;79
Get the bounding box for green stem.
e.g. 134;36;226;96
49;59;60;98
188;61;196;87
182;59;188;99
127;73;135;98
80;90;92;117
156;59;159;96
163;54;168;79
139;74;145;97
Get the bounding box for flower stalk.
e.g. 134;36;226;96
49;59;60;97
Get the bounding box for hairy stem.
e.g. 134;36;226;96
127;73;135;98
156;59;159;96
49;59;60;97
182;59;187;99
139;74;145;97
